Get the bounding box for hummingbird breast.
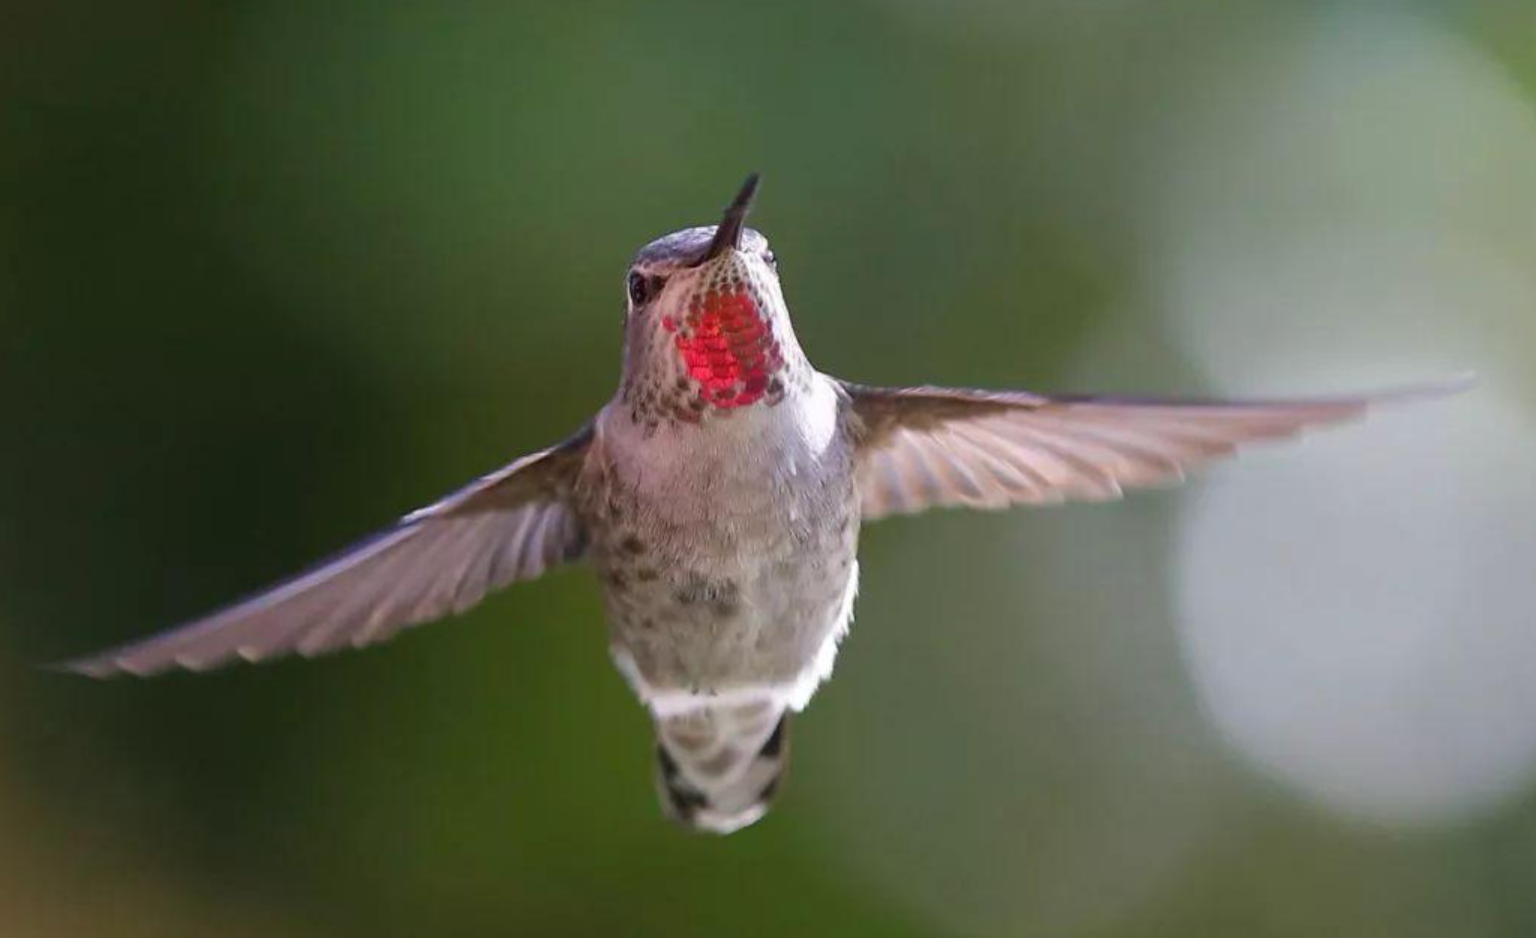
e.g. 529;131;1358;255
578;374;861;715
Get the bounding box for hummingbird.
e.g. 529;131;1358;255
60;174;1464;834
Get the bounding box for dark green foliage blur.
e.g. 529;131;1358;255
3;2;1535;936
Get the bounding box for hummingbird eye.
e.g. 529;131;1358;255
628;271;659;307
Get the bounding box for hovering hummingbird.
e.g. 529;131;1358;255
61;174;1463;834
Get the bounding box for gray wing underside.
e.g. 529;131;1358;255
847;379;1468;520
59;426;593;678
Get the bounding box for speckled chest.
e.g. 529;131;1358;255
575;377;862;701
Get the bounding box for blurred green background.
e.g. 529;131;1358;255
4;1;1536;935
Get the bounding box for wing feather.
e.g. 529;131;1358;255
59;426;594;677
847;379;1468;520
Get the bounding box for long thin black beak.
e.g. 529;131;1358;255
700;173;761;263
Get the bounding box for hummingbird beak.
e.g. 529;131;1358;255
698;173;761;264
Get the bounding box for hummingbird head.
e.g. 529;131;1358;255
618;174;807;427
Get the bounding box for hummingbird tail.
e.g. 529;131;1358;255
653;699;789;835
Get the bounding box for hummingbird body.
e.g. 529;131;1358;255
578;220;861;830
59;174;1465;835
584;374;859;716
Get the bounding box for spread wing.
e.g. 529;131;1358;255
59;426;595;677
847;380;1467;520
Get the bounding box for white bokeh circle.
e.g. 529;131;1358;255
1176;389;1536;824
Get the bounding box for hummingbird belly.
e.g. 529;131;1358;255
584;385;860;715
600;529;859;715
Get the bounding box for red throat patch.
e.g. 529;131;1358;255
662;287;784;411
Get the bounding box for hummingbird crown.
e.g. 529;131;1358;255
619;175;805;427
